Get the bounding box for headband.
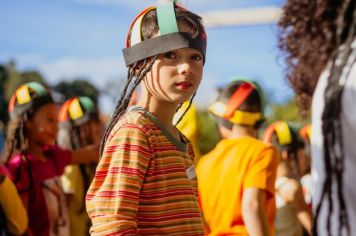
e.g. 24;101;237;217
209;81;263;126
58;97;96;127
8;82;53;119
122;2;207;66
262;121;292;146
300;124;312;141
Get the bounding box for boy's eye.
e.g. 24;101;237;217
163;52;176;59
191;54;202;61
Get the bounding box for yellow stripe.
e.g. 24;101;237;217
209;101;261;125
275;122;292;145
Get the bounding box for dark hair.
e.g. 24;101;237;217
219;83;262;113
278;0;355;111
100;7;205;155
2;83;54;162
1;116;27;163
279;1;355;235
269;127;303;178
57;120;98;212
214;81;263;129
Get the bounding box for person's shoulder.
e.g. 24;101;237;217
108;109;152;140
280;177;302;202
241;136;275;152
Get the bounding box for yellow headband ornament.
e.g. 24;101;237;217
209;101;262;126
68;98;84;120
16;85;31;105
274;121;292;145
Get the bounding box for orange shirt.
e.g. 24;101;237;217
197;137;279;235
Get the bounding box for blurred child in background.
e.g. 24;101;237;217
299;124;312;207
57;97;102;236
263;121;312;235
197;80;279;236
2;82;98;236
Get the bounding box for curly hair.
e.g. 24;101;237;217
279;1;355;236
278;0;355;111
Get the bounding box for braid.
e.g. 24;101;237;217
100;56;159;156
1;116;26;163
174;92;196;126
313;4;356;235
99;66;136;155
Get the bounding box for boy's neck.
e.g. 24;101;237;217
229;125;257;139
137;100;177;129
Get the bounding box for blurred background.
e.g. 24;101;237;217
0;0;305;153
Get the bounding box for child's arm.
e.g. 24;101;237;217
280;179;313;235
70;142;100;164
86;124;151;236
242;188;270;236
243;145;279;236
0;175;28;235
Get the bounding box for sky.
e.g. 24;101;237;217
0;0;292;114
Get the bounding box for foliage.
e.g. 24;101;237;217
5;68;46;100
197;110;220;155
53;79;100;105
267;96;310;123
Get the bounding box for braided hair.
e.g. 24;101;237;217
2;82;54;163
1;115;27;163
100;7;205;156
279;1;356;235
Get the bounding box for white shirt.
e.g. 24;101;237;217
312;39;356;235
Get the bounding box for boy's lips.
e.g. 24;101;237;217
175;81;192;90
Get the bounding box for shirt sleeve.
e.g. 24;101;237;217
0;176;28;235
244;146;279;196
86;124;152;236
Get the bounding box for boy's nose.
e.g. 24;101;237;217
178;62;192;75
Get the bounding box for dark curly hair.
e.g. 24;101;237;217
279;1;356;236
278;0;355;111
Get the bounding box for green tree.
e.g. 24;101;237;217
267;96;310;123
53;79;100;105
5;67;45;100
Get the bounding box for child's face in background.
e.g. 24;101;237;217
142;23;204;106
297;146;311;176
26;103;58;146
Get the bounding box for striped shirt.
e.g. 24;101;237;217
86;107;204;235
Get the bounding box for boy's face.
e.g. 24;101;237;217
142;23;204;106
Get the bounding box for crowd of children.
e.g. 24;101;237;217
0;0;354;235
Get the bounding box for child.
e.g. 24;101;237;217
262;121;312;235
86;2;207;235
3;82;99;236
0;163;28;235
299;124;312;207
57;97;102;236
196;80;279;236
